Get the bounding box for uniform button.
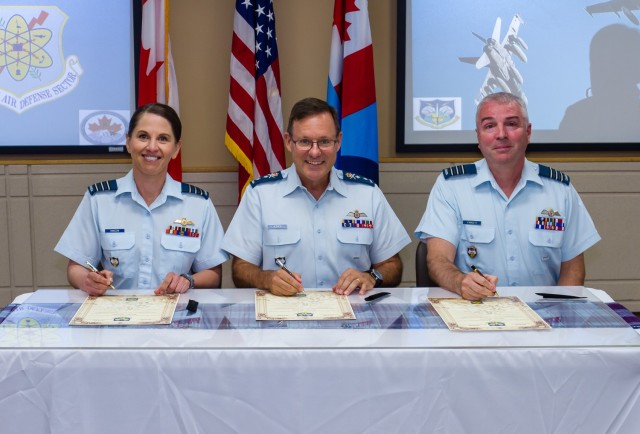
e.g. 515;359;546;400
146;234;151;240
509;256;515;261
319;281;324;286
470;234;474;239
318;255;323;260
179;242;184;248
508;230;513;235
511;282;517;286
143;280;148;285
547;238;552;243
317;229;321;234
145;257;150;263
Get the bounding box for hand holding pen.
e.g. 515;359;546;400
272;257;304;296
83;261;116;295
470;265;499;298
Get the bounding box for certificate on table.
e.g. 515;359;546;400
255;290;356;321
69;294;179;326
429;296;551;331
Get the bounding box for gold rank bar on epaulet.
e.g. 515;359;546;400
88;179;117;195
181;183;210;199
538;164;570;185
442;163;477;180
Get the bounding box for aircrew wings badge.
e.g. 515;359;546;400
535;208;565;231
342;210;374;228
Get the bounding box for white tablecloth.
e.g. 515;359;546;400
1;287;639;434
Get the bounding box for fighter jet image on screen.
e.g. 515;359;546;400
459;14;528;105
586;0;640;25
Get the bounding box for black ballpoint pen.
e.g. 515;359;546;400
471;265;499;297
364;291;390;302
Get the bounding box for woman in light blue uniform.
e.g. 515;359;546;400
55;103;228;296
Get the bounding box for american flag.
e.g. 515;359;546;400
137;0;182;181
327;0;379;185
225;0;286;200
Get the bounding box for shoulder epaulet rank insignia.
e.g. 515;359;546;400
250;171;283;187
442;164;477;180
343;172;375;186
181;183;210;199
88;179;117;195
538;164;570;185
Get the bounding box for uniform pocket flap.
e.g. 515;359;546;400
264;228;301;246
100;232;135;250
161;233;201;253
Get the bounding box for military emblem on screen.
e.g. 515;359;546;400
0;7;83;114
79;110;128;145
414;98;461;130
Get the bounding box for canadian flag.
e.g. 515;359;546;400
138;0;181;180
327;0;379;185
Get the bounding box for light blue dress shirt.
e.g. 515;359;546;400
415;159;601;287
55;170;228;289
222;166;411;288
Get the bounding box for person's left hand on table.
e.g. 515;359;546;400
332;268;374;296
155;272;191;295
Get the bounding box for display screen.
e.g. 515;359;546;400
397;0;640;152
0;1;134;154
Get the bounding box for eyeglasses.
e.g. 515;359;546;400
290;138;338;150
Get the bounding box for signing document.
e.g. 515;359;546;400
255;290;356;321
69;294;179;326
429;296;551;331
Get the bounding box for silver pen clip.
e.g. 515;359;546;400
274;257;294;277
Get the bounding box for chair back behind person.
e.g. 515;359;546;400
415;241;436;287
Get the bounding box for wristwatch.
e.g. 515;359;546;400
180;273;195;289
369;268;383;288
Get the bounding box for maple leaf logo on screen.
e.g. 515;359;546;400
88;115;124;135
334;0;360;43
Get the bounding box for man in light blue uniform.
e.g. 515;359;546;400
222;98;410;296
55;171;228;291
415;92;600;300
55;103;228;295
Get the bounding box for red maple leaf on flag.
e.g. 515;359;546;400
333;0;360;43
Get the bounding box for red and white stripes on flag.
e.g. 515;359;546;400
225;0;286;200
138;0;181;181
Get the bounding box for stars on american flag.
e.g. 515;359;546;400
252;0;278;75
226;0;286;198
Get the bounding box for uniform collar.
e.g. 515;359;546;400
116;170;182;206
471;158;542;189
281;165;345;198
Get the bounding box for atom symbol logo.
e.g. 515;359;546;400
0;13;53;81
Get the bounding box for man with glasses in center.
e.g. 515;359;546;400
222;97;410;296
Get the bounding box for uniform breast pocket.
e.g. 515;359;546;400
528;229;564;275
161;234;201;273
461;226;495;244
337;228;373;269
264;228;301;261
100;232;136;277
528;229;563;249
